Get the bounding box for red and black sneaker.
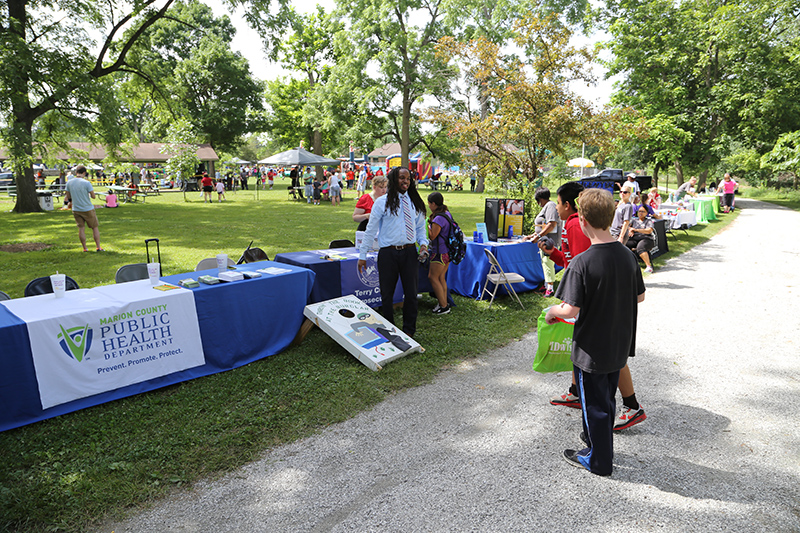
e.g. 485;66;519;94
550;391;581;409
614;406;647;431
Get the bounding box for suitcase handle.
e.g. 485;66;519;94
145;238;162;274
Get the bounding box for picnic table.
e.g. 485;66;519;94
137;183;159;196
108;185;143;203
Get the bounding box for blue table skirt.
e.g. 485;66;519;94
0;260;314;432
447;241;545;298
275;247;433;305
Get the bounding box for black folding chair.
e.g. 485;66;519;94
329;239;355;249
236;241;270;264
0;290;11;301
115;264;149;283
24;276;79;297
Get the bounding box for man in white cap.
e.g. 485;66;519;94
620;172;641;196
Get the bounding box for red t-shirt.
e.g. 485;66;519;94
201;176;213;187
355;194;374;213
548;212;591;269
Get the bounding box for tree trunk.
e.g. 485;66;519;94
674;160;684;186
312;129;324;181
698;169;709;189
652;162;660;188
401;90;412;168
10;118;41;213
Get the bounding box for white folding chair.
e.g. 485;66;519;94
480;248;525;309
195;257;236;272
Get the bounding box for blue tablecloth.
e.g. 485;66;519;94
447;240;545;298
0;261;314;432
275;247;432;305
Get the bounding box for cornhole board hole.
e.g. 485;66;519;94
304;295;424;371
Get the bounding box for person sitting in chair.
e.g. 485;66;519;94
626;206;656;273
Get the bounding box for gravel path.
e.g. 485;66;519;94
104;198;800;532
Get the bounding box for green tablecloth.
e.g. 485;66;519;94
689;198;717;223
697;195;721;214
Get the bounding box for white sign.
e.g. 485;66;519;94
2;280;205;409
304;295;423;371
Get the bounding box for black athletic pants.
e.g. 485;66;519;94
575;367;620;476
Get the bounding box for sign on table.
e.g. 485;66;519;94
2;281;205;409
304;295;423;371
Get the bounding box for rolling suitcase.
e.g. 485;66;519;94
145;238;162;275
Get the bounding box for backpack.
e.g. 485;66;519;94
437;212;467;264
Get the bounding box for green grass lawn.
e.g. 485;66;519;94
0;183;739;532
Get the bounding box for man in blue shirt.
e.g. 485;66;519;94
358;167;428;337
64;165;103;252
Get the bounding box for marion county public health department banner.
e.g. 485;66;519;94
4;281;205;410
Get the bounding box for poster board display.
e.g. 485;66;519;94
484;198;525;241
304;295;423;371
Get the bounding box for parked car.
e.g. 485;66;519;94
0;172;14;188
580;168;652;192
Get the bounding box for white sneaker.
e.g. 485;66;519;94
645;266;654;273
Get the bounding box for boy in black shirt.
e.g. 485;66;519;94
546;189;646;476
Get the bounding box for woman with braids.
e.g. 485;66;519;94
426;192;453;315
357;167;428;337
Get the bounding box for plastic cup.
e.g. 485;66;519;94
147;263;161;285
51;273;66;298
216;253;228;274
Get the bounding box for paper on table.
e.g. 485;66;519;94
257;267;292;275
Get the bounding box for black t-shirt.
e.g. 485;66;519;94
554;241;645;373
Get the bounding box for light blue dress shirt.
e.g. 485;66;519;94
359;192;428;260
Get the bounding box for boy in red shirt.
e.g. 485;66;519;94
540;182;647;431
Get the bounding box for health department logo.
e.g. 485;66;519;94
356;256;380;288
57;324;93;362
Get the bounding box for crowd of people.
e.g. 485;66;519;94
50;160;735;478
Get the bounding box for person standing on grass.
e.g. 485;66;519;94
357;166;367;195
540;181;647;431
353;175;388;231
329;170;342;206
64;165;103;252
546;188;646;476
201;173;214;203
358;166;428;337
426;192;453;315
215;179;226;202
525;187;562;297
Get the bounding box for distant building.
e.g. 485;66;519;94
0;142;218;171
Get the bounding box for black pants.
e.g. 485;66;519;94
377;246;419;337
575;367;620;476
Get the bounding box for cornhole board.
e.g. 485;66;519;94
303;295;424;371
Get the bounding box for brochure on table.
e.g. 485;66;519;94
1;280;205;410
304;295;423;371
